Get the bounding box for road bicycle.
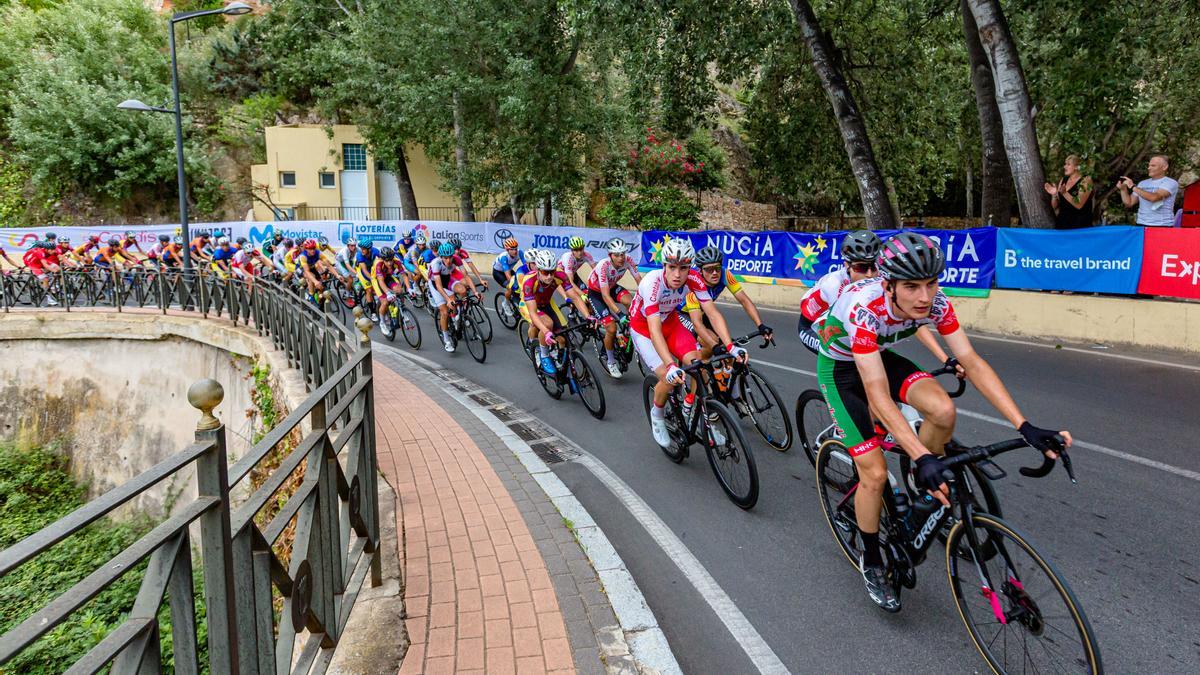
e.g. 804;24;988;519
494;285;520;330
530;321;607;419
379;291;422;349
641;355;758;509
814;422;1100;673
438;294;487;362
584;313;650;379
464;283;493;343
712;330;792;451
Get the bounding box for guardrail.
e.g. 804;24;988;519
0;268;381;673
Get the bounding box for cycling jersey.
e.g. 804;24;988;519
492;251;524;273
73;242;98;258
427;256;459;283
231;249;252;268
355;246;379;270
335;247;357;274
800;268;852;322
189;238;209;255
817;278;959;361
629;268;710;337
211;247;235;265
94;245;123;265
521;269;573;307
681;269;743;313
23;248;47;270
372;258;403;295
296;249;322;270
557;251;594;280
120;237;139;252
586;256;636;293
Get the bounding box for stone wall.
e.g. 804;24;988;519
697;191;778;231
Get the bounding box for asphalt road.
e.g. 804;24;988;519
367;292;1200;673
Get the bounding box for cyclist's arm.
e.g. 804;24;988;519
942;329;1031;432
688;305;720;346
564;284;591;318
915;326;951;365
466;259;485;286
731;288;765;329
697;300;735;348
855;351;930;460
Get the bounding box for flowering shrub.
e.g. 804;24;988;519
597;186;699;232
627;127;707;188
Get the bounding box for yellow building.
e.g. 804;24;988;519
249;124;462;222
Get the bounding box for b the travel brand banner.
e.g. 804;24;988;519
996;226;1143;294
1137;227;1200;299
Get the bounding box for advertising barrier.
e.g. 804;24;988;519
996;226;1143;294
1137;227;1200;299
639;227;996;296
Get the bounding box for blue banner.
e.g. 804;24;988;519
640;227;996;292
996;226;1143;294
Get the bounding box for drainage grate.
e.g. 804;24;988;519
489;405;529;422
529;441;566;465
469;391;503;407
509;422;545;442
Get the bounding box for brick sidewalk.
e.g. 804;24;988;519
374;364;576;674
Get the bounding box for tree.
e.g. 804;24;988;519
965;0;1054;227
961;0;1012;226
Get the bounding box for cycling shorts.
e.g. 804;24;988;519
356;268;374;291
816;351;931;457
587;288;631;324
492;268;510;287
531;302;566;332
630;312;699;372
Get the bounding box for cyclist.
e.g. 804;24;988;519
394;230;416;258
146;234;179;269
449;238;488;292
632;238;744;448
272;239;295;281
263;232;285;257
355;238;382;320
316;236;345;285
585;238;642;377
816;231;1071;613
231;244;268;284
234;236;248;251
73;236;101;264
296;239;327;298
94;237;130;273
54;237;84;270
210;237;235;278
334;238;359;290
189;233;213;266
428;242;475;352
23;241;61;305
492;237;524;300
523;249;594;374
557;236;594;288
119;231;146;263
681;245;773;352
373;247;407;338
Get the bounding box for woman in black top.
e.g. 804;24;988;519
1044;155;1095;229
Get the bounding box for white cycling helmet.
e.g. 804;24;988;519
217;236;230;245
523;248;539;263
414;234;427;245
607;238;630;254
533;249;556;271
660;237;695;265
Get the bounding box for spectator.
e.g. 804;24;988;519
1044;155;1094;229
1118;155;1179;227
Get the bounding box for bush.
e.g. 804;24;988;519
598;186;700;231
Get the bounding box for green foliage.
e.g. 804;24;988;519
0;153;29;227
251;362;278;443
0;444;208;674
598;186;700;231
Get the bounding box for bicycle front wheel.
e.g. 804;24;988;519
737;366;793;451
946;513;1102;674
494;292;518;329
400;306;422;349
463;317;487;363
702;400;758;509
796;389;838;467
469;301;493;343
569;351;606;419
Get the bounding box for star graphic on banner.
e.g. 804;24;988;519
793;243;818;273
650;234;671;264
815;235;828;253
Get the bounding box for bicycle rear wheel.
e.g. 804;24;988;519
469;301;493;343
641;375;686;462
569;351;606;419
494;292;519;329
736;366;792;451
797;389;842;467
400;306;422;349
946;513;1102;674
462;317;487;363
815;439;881;569
702;400;758;509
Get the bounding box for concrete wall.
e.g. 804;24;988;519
469;251;1199;353
0;311;307;518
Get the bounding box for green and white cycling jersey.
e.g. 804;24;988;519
817;278;959;360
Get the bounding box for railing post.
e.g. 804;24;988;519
188;379;240;674
354;314;382;587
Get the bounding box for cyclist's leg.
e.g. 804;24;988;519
884;351;955;455
816;357;886;541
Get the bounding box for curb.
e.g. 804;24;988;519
374;342;682;675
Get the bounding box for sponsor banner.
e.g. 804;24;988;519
996;226;1143;294
1137;227;1200;299
488;223;640;259
0;224;179;251
640;227;995;292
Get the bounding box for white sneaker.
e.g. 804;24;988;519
606;361;622;379
370;313;379;323
443;337;455;353
381;323;393;338
46;296;59;307
650;416;672;448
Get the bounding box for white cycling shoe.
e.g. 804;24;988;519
443;336;455;353
606;361;622;379
650;416;672;448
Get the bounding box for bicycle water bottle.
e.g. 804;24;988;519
714;361;732;392
911;493;939;527
892;488;911;527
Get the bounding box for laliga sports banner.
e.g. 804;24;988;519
1137;227;1200;299
996;226;1143;294
640;227;996;296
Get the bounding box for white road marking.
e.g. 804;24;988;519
752;357;1200;484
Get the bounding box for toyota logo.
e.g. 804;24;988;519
493;228;514;247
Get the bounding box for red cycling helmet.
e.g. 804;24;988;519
302;238;318;250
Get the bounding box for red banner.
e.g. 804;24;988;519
1137;228;1200;298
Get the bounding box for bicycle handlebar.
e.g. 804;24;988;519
941;434;1076;484
928;358;967;398
731;329;774;350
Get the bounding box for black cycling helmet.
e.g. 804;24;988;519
877;232;945;281
448;237;462;250
380;246;396;260
107;237;120;246
695;245;723;267
45;232;57;241
429;239;441;251
842;230;882;263
236;236;247;245
158;234;170;243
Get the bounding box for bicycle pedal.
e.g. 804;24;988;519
977;459;1007;481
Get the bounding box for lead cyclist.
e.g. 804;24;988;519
816;231;1072;613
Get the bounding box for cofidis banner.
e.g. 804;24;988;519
1137;227;1200;299
641;227;995;295
996;226;1143;294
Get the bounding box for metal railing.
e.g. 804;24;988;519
291;203;588;227
0;268;381;674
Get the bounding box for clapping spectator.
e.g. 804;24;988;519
1118;155;1179;227
1044;155;1094;229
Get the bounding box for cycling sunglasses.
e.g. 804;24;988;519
700;265;722;275
849;262;876;274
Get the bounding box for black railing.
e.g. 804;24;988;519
0;268;380;674
291;204;587;227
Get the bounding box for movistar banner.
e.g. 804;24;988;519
996;226;1143;294
639;227;995;295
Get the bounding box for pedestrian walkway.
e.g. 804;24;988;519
372;351;627;674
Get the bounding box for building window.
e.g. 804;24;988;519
318;172;335;189
342;143;367;171
279;171;296;188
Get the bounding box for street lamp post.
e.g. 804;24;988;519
118;2;252;271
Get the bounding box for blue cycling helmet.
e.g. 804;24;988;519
438;242;456;257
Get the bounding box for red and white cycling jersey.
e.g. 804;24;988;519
629;268;710;336
817;278;959;361
557;251;594;279
800;267;851;322
586;256;636;292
